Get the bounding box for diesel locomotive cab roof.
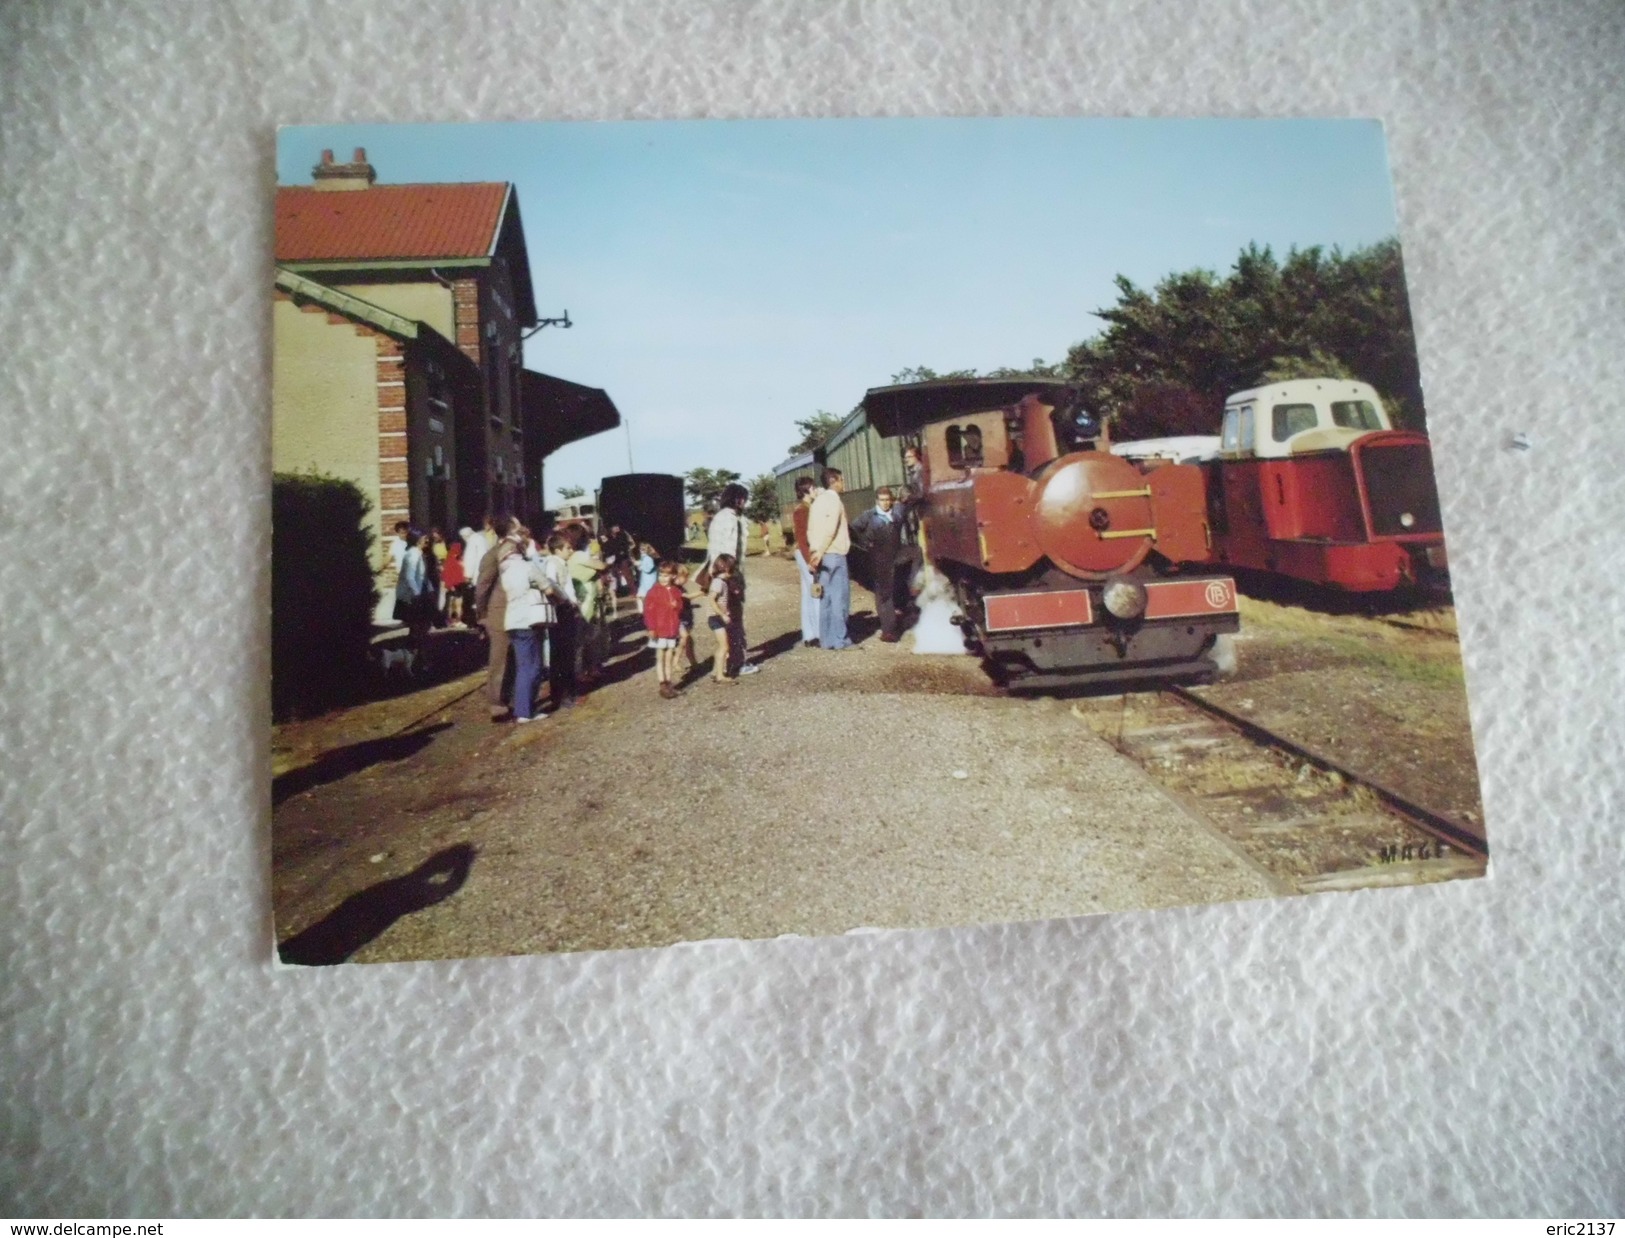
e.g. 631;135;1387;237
862;378;1080;437
1220;377;1393;459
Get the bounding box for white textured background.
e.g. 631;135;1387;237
2;0;1622;1217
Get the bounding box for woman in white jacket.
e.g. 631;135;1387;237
499;534;575;723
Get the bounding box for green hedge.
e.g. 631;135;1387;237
272;473;378;719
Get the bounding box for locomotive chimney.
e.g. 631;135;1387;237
1018;394;1062;472
312;145;377;191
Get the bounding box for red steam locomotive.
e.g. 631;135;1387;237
863;378;1241;692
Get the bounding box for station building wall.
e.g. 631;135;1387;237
271;297;386;556
335;281;455;345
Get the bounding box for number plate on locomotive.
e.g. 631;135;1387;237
1142;578;1238;619
984;589;1095;632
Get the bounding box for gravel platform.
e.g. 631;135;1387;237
272;554;1282;963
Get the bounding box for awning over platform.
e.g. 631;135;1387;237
522;370;622;457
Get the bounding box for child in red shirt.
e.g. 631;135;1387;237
441;542;468;627
641;560;685;699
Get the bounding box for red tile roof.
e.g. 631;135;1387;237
274;183;510;263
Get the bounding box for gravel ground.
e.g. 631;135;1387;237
272;554;1281;963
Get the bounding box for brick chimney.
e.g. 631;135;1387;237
311;146;377;191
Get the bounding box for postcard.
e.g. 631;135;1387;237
270;118;1486;965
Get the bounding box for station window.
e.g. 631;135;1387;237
1331;399;1383;431
1272;403;1319;441
946;424;984;468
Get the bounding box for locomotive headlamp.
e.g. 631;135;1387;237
1399;512;1416;528
1102;577;1148;620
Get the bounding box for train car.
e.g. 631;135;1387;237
862;378;1240;692
596;472;686;557
1198;378;1446;592
771;450;821;532
548;500;600;538
820;406;912;523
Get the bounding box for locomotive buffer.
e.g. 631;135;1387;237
863;378;1240;692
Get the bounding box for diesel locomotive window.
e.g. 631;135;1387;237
1331;400;1383;431
1272;403;1319;441
1222;405;1256;452
946;424;984;468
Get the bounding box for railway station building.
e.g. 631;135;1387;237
272;148;620;564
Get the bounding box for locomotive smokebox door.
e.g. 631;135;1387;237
1034;453;1158;578
969;471;1042;572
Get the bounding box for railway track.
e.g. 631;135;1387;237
1166;686;1487;860
1374;615;1458;639
1070;686;1487;895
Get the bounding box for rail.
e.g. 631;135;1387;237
1166;685;1488;860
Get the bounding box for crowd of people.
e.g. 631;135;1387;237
379;483;775;722
379;453;928;722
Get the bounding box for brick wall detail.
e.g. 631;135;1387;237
375;334;409;522
453;278;481;365
276;286;436;526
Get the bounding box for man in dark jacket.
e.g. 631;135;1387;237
850;487;909;643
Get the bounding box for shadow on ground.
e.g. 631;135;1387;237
277;843;477;966
272;721;454;806
750;627;804;664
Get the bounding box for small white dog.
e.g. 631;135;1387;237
374;645;418;677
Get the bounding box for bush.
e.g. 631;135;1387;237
272;473;378;719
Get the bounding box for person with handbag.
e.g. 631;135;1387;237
806;468;854;651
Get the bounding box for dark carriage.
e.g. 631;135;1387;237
596;472;687;559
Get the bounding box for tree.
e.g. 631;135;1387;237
984;359;1062;379
1063;237;1425;437
1263;347;1354;384
271;473;377;719
1124;382;1215;439
684;466;741;511
888;364;976;385
744;473;779;524
556;484;586;501
787;411;844;456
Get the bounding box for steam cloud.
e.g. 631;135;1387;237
910;562;971;656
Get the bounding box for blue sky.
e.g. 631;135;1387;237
277;118;1401;503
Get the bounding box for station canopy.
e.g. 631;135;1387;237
862;377;1079;438
523;370;622;456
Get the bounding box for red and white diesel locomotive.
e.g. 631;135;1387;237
862;378;1241;692
1115;378;1448;593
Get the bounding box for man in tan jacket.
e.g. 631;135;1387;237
474;514;518;720
806;468;854;650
